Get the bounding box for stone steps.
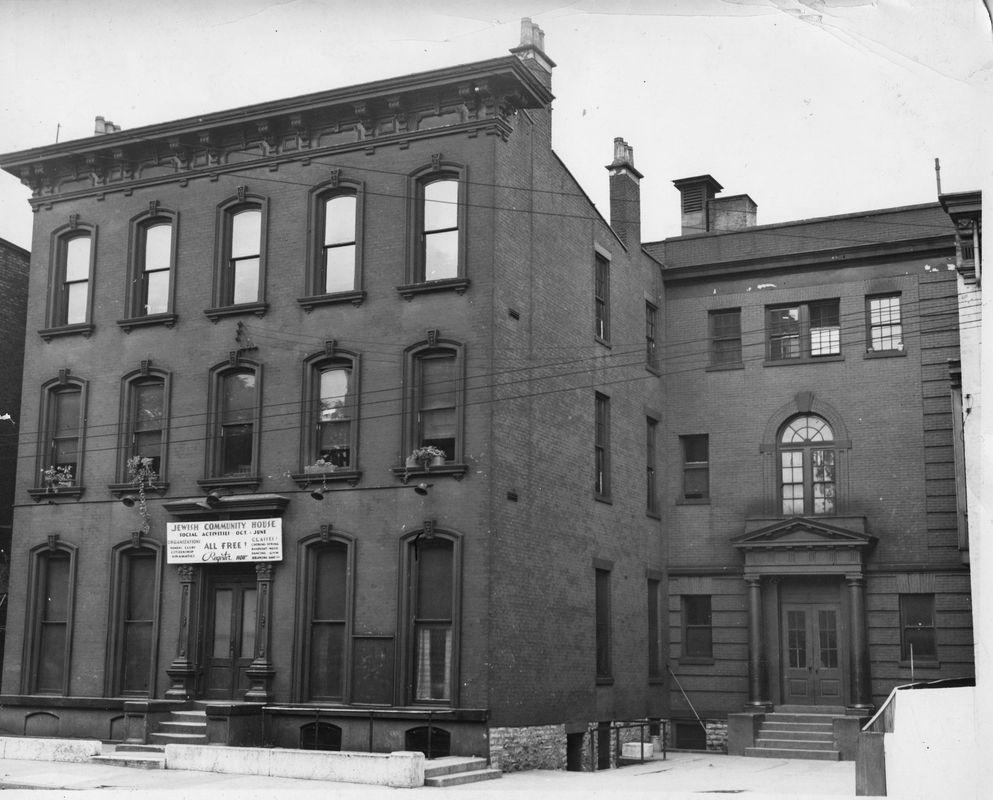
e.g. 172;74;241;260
747;705;843;761
424;756;501;787
92;743;166;769
149;709;208;745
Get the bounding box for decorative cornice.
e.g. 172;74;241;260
1;56;549;198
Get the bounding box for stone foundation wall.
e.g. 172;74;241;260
664;717;728;753
488;724;566;772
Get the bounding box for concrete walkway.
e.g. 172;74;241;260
0;750;873;799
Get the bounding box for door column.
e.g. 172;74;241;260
244;561;276;702
745;574;771;709
846;574;873;712
165;564;199;700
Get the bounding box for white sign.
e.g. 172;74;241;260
166;518;283;564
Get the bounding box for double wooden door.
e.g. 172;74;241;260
203;573;257;700
781;602;843;705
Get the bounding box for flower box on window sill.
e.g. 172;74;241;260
107;481;169;498
116;313;178;333
290;469;361;488
396;277;470;300
392;463;468;483
203;302;268;323
28;485;84;502
296;291;366;311
39;323;95;342
197;475;262;492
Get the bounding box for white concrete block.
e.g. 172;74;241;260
164;743;270;776
0;737;102;763
622;742;654;759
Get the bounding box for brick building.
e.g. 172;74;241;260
0;236;30;689
646;177;974;757
0;22;664;768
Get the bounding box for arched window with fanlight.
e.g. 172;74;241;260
779;414;836;516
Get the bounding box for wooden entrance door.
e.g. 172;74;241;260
781;603;843;705
204;573;257;699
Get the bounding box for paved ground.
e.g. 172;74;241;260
0;750;870;799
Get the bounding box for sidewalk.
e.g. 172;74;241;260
0;750;867;799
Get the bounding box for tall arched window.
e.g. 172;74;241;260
206;190;269;320
779;415;836;516
42;221;97;339
204;361;262;485
24;540;78;695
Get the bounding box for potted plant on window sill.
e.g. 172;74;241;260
41;464;75;493
304;458;338;476
407;446;447;470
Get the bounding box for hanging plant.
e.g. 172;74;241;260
126;455;158;534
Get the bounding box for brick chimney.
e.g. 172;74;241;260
606;137;642;249
94;116;121;135
510;17;555;89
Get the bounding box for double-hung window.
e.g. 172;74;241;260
767;300;840;361
645;302;660;369
900;594;936;663
595;567;612;682
119;209;178;330
867;294;903;352
126;378;166;476
405;532;460;704
595;393;611;499
316;362;355;468
25;541;77;695
207;191;269;320
43;223;96;338
710;308;742;366
204;362;261;485
682;595;713;660
320;194;358;293
594;254;610;343
31;376;88;500
401;163;467;296
646;417;659;515
139;223;173;315
680;434;709;501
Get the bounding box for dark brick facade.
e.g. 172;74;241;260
0;30;663;765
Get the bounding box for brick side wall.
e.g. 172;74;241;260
0;238;29;536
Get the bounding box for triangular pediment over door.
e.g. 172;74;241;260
731;516;876;576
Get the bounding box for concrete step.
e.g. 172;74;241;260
91;752;165;769
170;710;207;720
757;728;834;742
159;720;208;731
775;705;846;715
754;737;837;751
423;757;491;778
424;768;502;787
149;732;209;745
114;744;166;753
759;721;834;733
745;746;840;761
765;713;841;725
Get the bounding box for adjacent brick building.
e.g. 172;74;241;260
0;22;664;767
0;236;30;689
646;177;974;756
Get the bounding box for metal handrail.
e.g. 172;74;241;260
667;663;707;733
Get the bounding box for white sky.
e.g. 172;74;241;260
0;0;990;252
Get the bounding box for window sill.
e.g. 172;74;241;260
197;475;263;491
645;364;662;376
28;485;84;502
204;302;268;322
646;509;661;520
392;463;468;482
116;313;178;333
107;482;169;498
595;676;614;686
864;349;907;359
39;323;94;342
594;336;611;349
706;362;745;372
297;291;366;311
678;657;715;666
898;660;939;669
648;677;666;686
763;355;844;367
396;277;470;300
595;493;613;505
676;498;710;506
291;469;362;488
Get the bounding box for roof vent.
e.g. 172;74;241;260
94;116;121;135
